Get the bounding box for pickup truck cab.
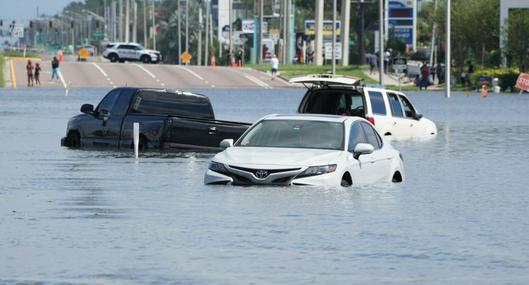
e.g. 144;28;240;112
292;74;437;138
61;88;250;151
103;42;161;63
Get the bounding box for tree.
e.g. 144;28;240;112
505;9;529;72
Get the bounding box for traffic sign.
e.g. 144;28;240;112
12;25;24;38
181;52;192;64
392;57;407;72
324;42;342;60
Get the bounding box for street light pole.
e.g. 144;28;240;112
152;0;156;50
258;0;263;64
143;0;147;47
445;0;451;98
185;0;189;52
205;0;209;66
332;0;337;74
379;0;384;85
177;0;182;63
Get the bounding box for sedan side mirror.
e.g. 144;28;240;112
80;104;94;114
414;113;423;120
353;143;374;159
219;139;234;149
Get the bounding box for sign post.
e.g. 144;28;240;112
393;58;407;91
515;73;529;94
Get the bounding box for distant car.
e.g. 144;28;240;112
204;114;404;186
292;74;437;138
102;42;161;63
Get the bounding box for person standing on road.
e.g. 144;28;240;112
51;56;60;81
34;62;41;86
270;54;279;80
26;59;34;87
419;62;430;90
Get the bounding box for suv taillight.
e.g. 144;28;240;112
366;116;375;125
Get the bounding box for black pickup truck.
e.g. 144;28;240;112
61;87;251;151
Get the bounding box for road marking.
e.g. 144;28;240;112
134;63;156;79
176;66;204;81
91;62;108;77
58;70;68;89
9;59;16;88
245;74;272;89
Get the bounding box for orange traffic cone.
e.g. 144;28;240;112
211;56;216;68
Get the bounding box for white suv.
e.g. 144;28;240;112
292;74;437;138
103;42;161;64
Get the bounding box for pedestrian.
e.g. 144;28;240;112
270;54;279;80
384;49;391;74
481;84;489;98
26;59;34;87
306;45;314;64
419;62;430;90
367;54;377;75
467;61;474;86
436;63;444;84
236;47;244;67
34;62;41;86
51;56;60;81
226;48;232;67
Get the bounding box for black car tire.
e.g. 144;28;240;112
67;132;81;148
109;53;118;63
141;55;151;64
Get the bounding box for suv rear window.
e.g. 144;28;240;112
368;91;387;115
302;90;365;117
130;91;214;119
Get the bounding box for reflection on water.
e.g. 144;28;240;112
1;88;529;284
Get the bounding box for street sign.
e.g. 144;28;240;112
392;57;407;72
515;73;529;92
324;42;342;60
241;20;267;34
12;25;24;38
181;52;192;64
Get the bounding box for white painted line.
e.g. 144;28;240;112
245;74;272;89
58;70;68;89
134;63;156;79
176;66;204;81
92;62;108;77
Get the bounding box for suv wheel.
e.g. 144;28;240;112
141;55;151;64
109;53;118;63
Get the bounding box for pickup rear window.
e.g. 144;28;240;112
130;90;214;119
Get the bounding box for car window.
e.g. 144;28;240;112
360;122;382;150
398;95;416;118
387;93;404;117
350;94;365;117
348;122;366;152
368;91;387;115
303;90;365;117
96;89;121;113
117;45;127;49
130;90;214;119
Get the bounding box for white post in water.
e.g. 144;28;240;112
133;122;140;159
445;0;451;98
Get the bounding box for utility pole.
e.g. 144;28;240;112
281;0;286;64
198;7;202;65
315;0;324;66
205;0;209;65
445;0;451;98
332;0;336;74
185;0;189;52
119;0;123;41
429;0;438;66
286;0;292;64
133;0;137;43
125;0;130;42
143;0;147;47
112;1;117;41
177;0;182;63
152;0;156;50
379;0;384;85
359;0;366;64
258;0;263;64
228;0;232;60
412;0;417;52
340;0;350;66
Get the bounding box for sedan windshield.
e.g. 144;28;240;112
237;120;344;150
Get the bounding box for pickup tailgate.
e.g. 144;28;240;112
163;117;250;151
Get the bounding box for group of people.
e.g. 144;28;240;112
25;56;61;87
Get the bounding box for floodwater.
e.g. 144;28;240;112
1;87;529;285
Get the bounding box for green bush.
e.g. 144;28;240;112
470;67;520;92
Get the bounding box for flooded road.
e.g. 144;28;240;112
1;88;529;284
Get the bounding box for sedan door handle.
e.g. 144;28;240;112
208;126;217;135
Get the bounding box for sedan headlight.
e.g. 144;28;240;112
297;164;337;178
208;161;228;174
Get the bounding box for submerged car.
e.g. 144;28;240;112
204;114;404;187
291;74;437;138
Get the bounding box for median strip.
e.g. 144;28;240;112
10;59;17;89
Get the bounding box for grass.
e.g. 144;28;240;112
0;55;4;88
247;63;378;84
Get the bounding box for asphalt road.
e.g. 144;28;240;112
7;58;292;89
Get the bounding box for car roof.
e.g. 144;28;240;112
262;114;365;123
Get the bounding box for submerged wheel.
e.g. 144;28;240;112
67;132;80;148
341;173;352;187
109;53;118;63
141;55;151;64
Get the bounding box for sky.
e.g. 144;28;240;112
0;0;74;22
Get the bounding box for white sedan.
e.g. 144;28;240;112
204;114;405;187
